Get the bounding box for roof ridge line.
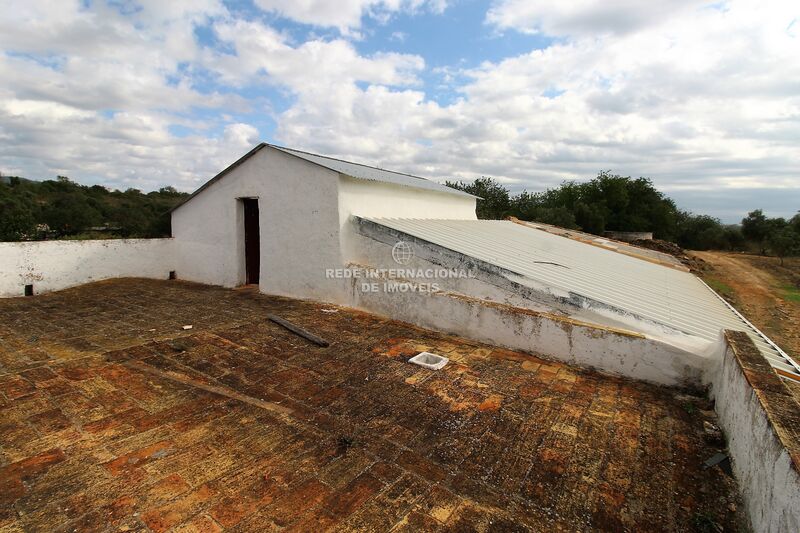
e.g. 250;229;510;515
267;143;431;182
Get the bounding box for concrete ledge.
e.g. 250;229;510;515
712;330;800;532
349;268;710;387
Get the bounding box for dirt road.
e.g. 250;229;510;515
692;251;800;361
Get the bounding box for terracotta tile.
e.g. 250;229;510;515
0;279;748;532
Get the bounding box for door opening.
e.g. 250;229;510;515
242;198;260;285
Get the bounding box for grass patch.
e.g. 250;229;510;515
781;285;800;304
705;278;735;300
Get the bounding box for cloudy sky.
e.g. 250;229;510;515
1;0;798;222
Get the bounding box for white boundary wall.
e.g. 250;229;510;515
712;332;800;533
0;239;175;297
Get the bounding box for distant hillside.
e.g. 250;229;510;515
0;175;35;185
0;175;188;241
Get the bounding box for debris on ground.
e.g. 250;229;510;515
631;238;707;271
182;325;193;330
703;453;732;476
703;421;724;446
268;313;330;347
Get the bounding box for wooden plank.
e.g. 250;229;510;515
267;314;330;347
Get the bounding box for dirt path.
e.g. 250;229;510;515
692;251;800;361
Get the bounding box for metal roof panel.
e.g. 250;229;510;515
365;217;800;378
271;145;476;199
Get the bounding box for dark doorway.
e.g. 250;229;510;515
242;198;260;285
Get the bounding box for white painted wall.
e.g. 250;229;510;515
171;146;477;304
712;338;800;533
0;239;175;297
337;175;476;221
348;271;707;386
348;227;553;312
171;146;346;302
337;175;476;260
350;220;718;370
342;220;709;385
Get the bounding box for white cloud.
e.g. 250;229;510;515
206;19;424;89
486;0;711;36
0;0;253;190
0;1;428;191
274;0;800;200
0;96;259;190
253;0;447;33
0;0;798;221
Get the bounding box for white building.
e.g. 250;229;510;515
170;143;477;303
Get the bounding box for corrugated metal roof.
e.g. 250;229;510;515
271;145;476;198
365;217;800;379
511;218;686;269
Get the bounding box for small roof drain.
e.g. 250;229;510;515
408;351;449;370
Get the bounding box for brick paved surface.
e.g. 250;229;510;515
0;279;744;531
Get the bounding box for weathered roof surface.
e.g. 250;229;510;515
510;218;686;269
0;279;743;532
270;145;476;198
364;218;800;379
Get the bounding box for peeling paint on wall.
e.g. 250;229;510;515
346;264;710;387
0;239;175;297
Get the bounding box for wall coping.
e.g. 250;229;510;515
0;237;173;245
723;329;800;472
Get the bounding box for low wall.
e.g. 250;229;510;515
0;239;176;297
712;330;800;533
347;269;710;387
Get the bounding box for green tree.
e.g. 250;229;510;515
723;226;746;251
0;174;187;242
157;186;181;196
0;201;36;240
448;172;680;238
574;201;607;234
676;213;727;250
42;193;102;234
741;210;771;254
446;177;511;219
112;204;150;237
766;226;800;266
790;212;800;234
532;207;578;228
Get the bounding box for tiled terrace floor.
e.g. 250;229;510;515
0;279;743;532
